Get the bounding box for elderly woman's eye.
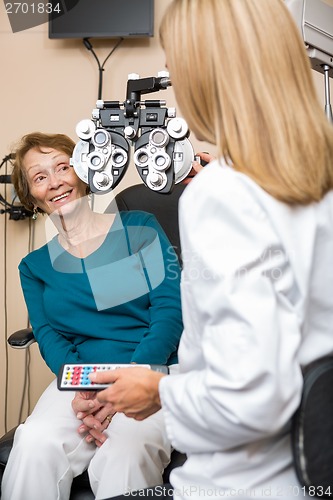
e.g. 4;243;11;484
58;165;70;173
35;175;46;183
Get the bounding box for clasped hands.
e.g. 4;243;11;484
72;391;116;447
72;366;166;445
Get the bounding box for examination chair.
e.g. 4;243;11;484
0;183;187;499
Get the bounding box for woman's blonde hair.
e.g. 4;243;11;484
160;0;333;204
12;132;78;212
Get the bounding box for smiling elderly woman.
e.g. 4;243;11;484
2;132;183;500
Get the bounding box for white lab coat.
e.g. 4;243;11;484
159;159;333;499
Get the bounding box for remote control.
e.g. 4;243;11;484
57;363;169;391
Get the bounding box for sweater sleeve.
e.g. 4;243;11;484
19;212;183;374
129;214;183;365
19;258;82;375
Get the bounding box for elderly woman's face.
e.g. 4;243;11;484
23;146;88;215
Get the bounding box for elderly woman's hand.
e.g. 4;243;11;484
72;391;115;447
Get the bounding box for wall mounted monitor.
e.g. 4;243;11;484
49;0;154;39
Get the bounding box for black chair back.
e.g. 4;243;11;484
112;183;186;264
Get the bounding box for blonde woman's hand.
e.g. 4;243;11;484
90;366;165;421
182;151;215;184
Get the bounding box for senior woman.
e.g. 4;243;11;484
1;132;183;500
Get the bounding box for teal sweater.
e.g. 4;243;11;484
19;211;183;375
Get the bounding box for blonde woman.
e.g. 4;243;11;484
92;0;333;498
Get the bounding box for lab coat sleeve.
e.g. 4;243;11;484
159;165;304;454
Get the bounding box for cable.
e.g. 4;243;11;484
0;154;33;220
1;156;33;429
3;169;9;433
18;218;34;421
0;154;15;168
83;37;124;100
17;348;31;423
0;193;13;209
0;156;13;211
26;218;36;417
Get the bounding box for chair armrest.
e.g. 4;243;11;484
163;450;187;483
8;328;36;349
0;426;17;468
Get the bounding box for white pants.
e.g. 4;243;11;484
1;379;171;500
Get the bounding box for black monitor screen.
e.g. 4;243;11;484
49;0;154;39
